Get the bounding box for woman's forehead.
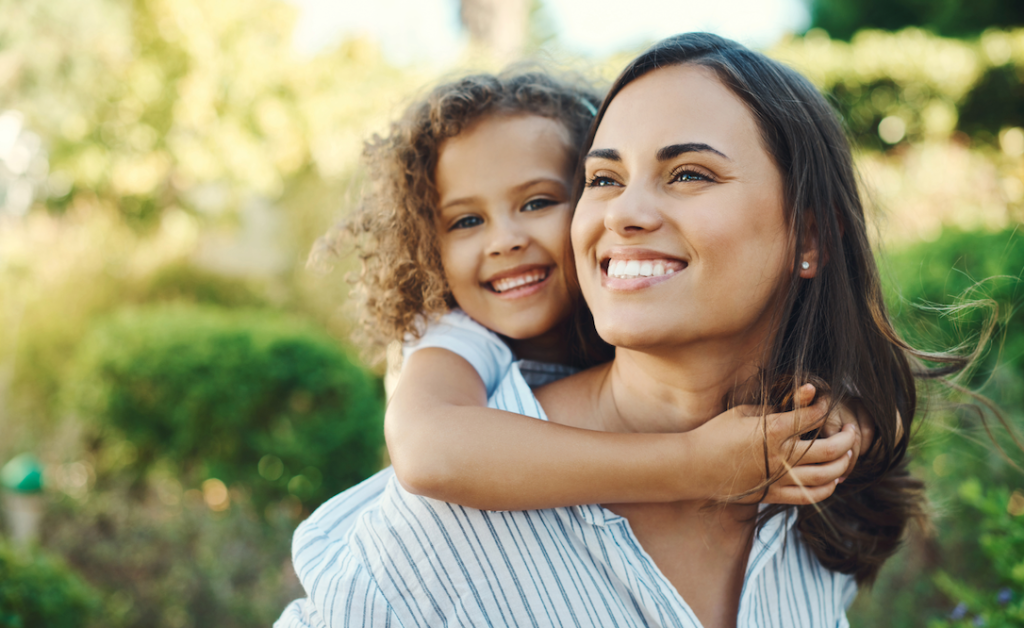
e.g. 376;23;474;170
593;64;761;159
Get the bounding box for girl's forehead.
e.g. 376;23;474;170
436;114;575;199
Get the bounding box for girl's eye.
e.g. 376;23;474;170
450;215;483;230
584;175;619;188
671;168;713;183
521;198;558;212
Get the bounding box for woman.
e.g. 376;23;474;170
278;33;928;628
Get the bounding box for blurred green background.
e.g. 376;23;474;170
0;0;1021;626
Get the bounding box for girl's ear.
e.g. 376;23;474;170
798;213;821;279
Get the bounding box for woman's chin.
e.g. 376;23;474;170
596;324;674;352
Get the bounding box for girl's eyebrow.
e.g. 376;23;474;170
439;178;566;212
585;143;729;163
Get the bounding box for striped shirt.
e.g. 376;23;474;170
277;364;857;628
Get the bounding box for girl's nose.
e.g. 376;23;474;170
486;223;530;256
604;184;663;236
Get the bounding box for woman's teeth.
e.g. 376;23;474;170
606;259;684;279
491;269;548;293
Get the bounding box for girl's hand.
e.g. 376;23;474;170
694;384;858;505
819;397;877;484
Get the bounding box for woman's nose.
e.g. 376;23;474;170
604;184;663;236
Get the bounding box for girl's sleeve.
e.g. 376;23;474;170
402;309;514;396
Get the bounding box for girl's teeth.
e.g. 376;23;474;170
491;270;548;293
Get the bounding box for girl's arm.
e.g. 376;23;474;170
387;349;858;510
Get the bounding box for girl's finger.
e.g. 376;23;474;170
783;450;852;487
763;482;839;505
789;427;856;465
769;394;828;437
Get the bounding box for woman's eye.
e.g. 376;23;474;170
672;169;712;183
521;198;558;212
585;175;619;188
450;215;483;230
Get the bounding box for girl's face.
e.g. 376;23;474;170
572;64;793;355
435;114;576;340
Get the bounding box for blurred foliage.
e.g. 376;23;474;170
809;0;1024;41
884;228;1024;407
41;487;301;628
0;0;1021;625
137;262;268;308
0;0;420;225
65;304;384;512
0;541;101;628
849;227;1024;627
772;28;1024;149
926;482;1024;628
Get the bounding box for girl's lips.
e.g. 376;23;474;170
490;271;553;300
484;265;553;299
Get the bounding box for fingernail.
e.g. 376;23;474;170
834;478;839;485
846;450;853;458
838;476;847;483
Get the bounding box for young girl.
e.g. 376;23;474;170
330;70;866;512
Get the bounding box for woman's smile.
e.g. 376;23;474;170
600;248;688;291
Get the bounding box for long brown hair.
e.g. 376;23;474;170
574;32;972;584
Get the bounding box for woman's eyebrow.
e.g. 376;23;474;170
585;144;729;163
585;148;620;162
657;143;729;161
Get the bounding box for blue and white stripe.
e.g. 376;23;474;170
277;364;856;627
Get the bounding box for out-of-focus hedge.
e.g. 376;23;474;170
65;304;384;512
849;227;1024;627
772;28;1024;148
884;227;1024;408
0;542;100;628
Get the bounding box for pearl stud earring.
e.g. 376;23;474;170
801;261;810;270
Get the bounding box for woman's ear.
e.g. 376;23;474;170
798;214;821;279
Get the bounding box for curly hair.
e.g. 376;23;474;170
315;70;602;360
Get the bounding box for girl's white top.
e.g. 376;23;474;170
403;308;575;391
402;309;514;395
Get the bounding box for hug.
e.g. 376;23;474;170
278;32;955;628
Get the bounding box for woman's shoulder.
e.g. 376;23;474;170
736;509;857;625
533;361;609;428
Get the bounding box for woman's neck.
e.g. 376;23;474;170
595;340;764;434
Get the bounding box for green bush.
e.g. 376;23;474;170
771;28;1024;148
849;228;1024;627
928;481;1024;628
65;304;384;512
134;263;268;309
42;487;302;628
0;542;100;628
883;227;1024;409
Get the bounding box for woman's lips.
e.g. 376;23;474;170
605;258;686;279
600;257;687;290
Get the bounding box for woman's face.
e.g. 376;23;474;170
572;64;792;354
